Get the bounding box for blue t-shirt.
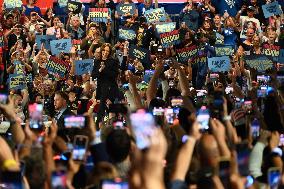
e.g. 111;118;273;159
24;5;42;17
222;28;238;46
211;0;242;16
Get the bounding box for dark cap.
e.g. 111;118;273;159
247;6;256;12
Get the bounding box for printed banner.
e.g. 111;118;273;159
279;49;284;64
160;30;180;48
116;3;136;15
208;56;231;72
67;1;82;14
176;44;198;63
50;38;72;55
245;55;273;71
129;46;149;63
14;60;24;75
89;8;110;23
262;1;282;18
215;45;234;57
8;74;26;90
58;0;68;7
4;0;22;9
35;35;56;50
144;8;166;23
155;22;176;37
75;59;94;75
262;43;280;62
46;56;70;78
118;27;136;41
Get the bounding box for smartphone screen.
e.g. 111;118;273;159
210;73;219;82
29;103;43;130
257;75;270;86
243;100;252;113
251;118;260;139
51;170;67;189
197;106;209;131
268;168;281;189
72;135;88;162
279;134;284;147
130;110;156;149
0;93;8;104
144;70;155;83
218;159;231;188
101;180;129;189
165;108;174;125
225;87;233;95
64;115;86;129
276;75;284;83
153;107;164;116
171;97;183;107
196;90;207;97
257;86;267;98
1;171;23;189
236;143;251;176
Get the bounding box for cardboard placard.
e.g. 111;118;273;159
245;55;273;71
116;3;136;15
46;56;70;78
8;74;27;90
14;60;24;75
35;35;56;50
58;0;68;7
155;22;176;37
208;56;231;72
129;46;149;63
176;44;198;63
67;1;82;14
144;8;166;23
261;43;280;62
118;27;136;41
4;0;22;9
50;38;72;55
160;30;180;48
262;1;282;18
89;8;111;23
75;59;94;75
215;45;234;57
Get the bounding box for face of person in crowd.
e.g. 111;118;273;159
14;95;23;107
82;74;90;82
247;9;254;18
72;17;80;28
47;9;53;17
98;0;105;7
53;17;60;27
35;95;43;104
250;0;257;5
267;30;277;42
54;94;67;111
102;46;110;60
225;17;234;27
30;12;38;22
68;92;76;102
28;0;36;5
252;35;260;46
203;21;211;30
94;48;101;60
89;26;97;37
213;15;221;25
6;16;14;27
246;28;255;40
185;31;191;40
14;26;22;35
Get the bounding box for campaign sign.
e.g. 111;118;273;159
9;74;26;90
160;30;180;48
14;60;24;75
25;74;33;83
176;44;198;63
215;45;234;57
208;56;230;72
144;8;166;23
46;56;70;78
0;33;4;47
67;1;82;14
75;59;94;75
116;3;136;15
155;22;176;37
35;35;56;50
4;0;22;9
262;43;280;62
129;46;149;63
89;8;110;23
119;27;136;41
245;55;273;71
58;0;68;7
279;49;284;64
262;1;282;18
50;38;72;55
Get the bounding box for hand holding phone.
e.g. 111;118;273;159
64;115;86;129
72;135;89;162
29;103;43;130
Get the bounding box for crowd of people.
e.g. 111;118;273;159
0;0;283;188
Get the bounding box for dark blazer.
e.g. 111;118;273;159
56;107;75;141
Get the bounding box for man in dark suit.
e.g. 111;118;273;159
53;91;75;141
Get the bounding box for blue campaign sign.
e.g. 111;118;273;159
35;35;56;50
118;27;136;41
58;0;68;7
50;38;72;55
129;45;149;63
215;45;235;56
208;56;231;72
279;49;284;64
13;60;24;75
262;1;283;18
155;22;176;37
4;0;22;9
75;59;94;75
116;3;136;15
245;55;273;71
144;8;166;23
8;74;27;90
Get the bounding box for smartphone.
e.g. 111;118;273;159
225;86;233;95
101;180;129;189
257;86;267;98
197;106;210;131
243;100;252;113
130;109;156;149
153;107;164;116
279;134;284;147
196;90;207;97
28;103;43;130
144;70;155;83
122;84;129;90
251;118;260;139
0;93;8;104
236;142;251;176
165;108;174;125
1;171;23;189
171;97;183;107
72;135;89;162
276;75;284;83
51;170;67;189
218;158;231;188
268;167;281;189
257;75;270;86
209;73;219;82
64;115;86;129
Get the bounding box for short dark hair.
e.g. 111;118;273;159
55;91;69;102
105;129;131;163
